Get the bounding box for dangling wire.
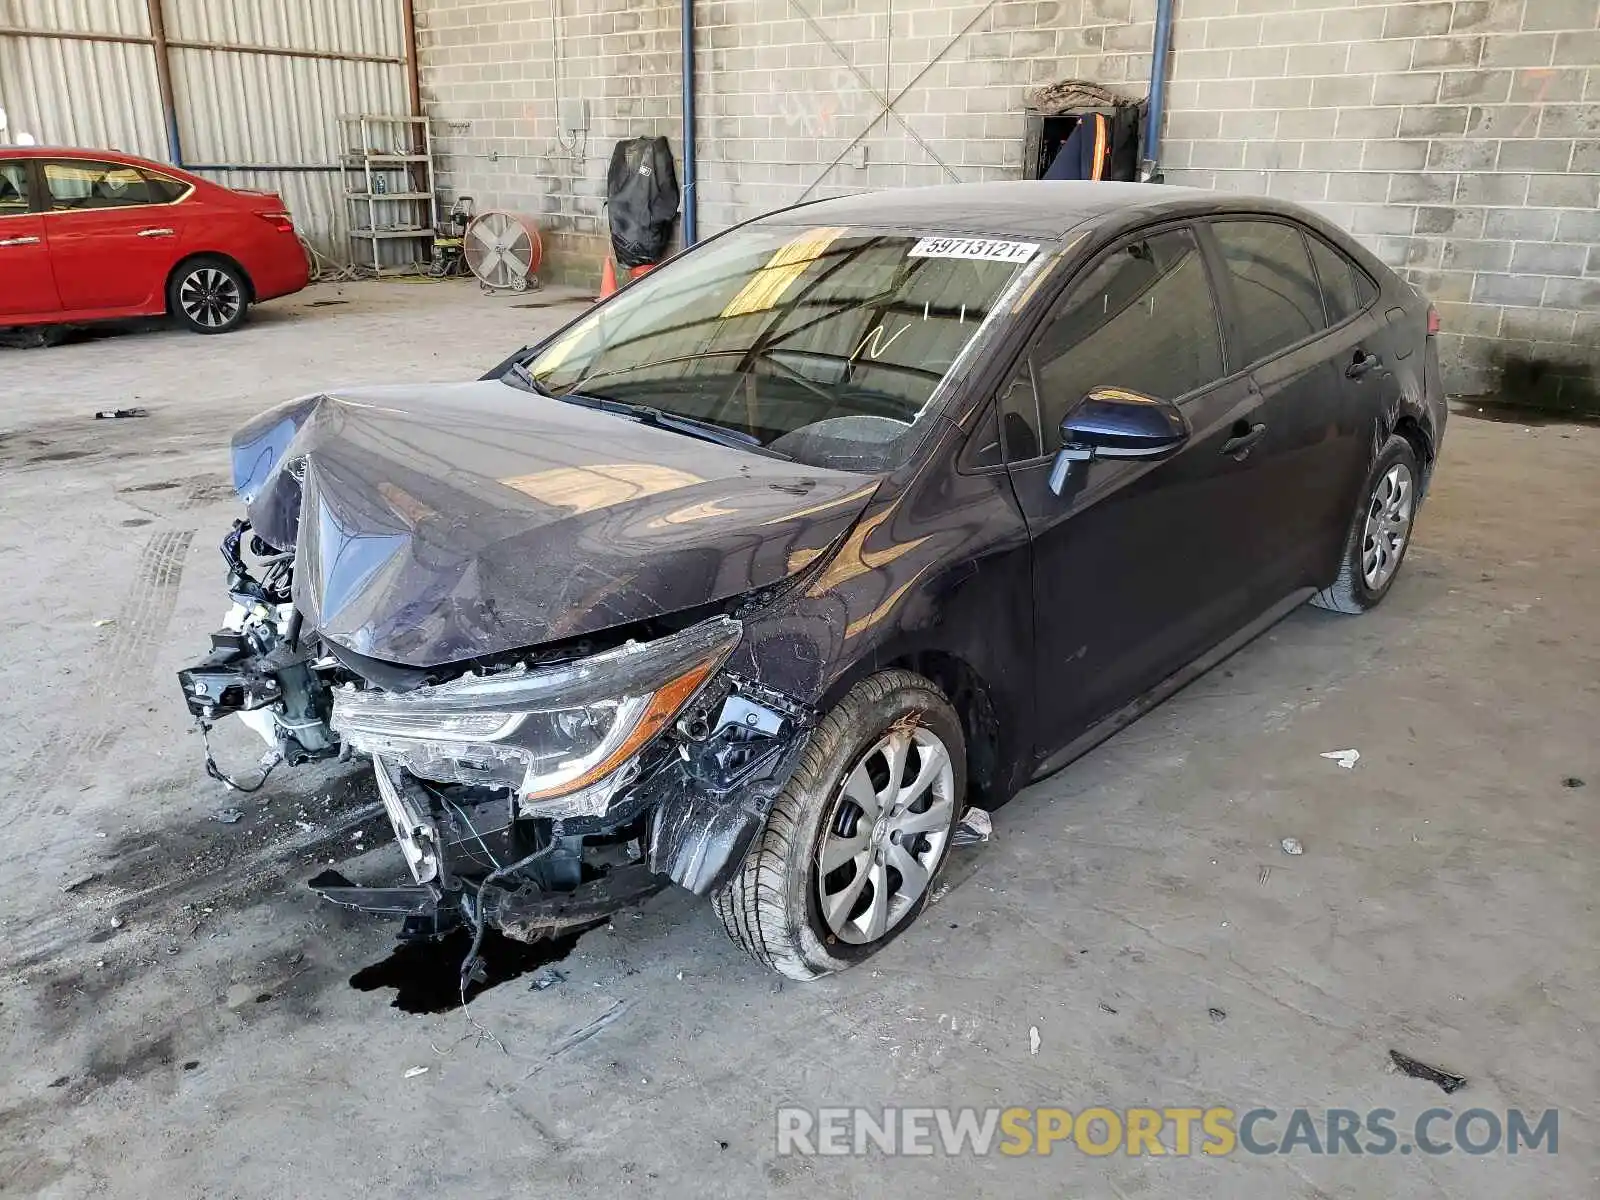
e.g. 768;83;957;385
457;823;563;999
197;718;282;793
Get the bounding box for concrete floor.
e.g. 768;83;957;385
1;281;1595;1199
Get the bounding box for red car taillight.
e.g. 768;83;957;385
257;210;295;233
1426;304;1440;337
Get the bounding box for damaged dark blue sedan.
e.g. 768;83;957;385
179;182;1446;980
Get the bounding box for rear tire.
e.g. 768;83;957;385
713;670;965;980
168;256;250;334
1311;434;1420;614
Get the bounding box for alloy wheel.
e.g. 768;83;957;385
1361;462;1414;590
815;724;955;945
179;267;242;328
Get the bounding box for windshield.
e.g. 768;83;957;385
522;225;1040;471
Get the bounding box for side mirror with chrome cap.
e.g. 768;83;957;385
1048;386;1190;495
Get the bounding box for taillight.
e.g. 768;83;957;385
257;210;295;233
1426;305;1440;337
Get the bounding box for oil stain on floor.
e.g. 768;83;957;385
349;925;597;1014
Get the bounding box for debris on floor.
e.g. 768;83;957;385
1029;1026;1041;1056
1388;1049;1468;1094
1280;837;1304;855
60;872;102;894
530;968;567;992
1321;749;1360;769
403;1066;429;1079
1562;776;1584;788
1208;1007;1227;1023
94;407;149;419
213;808;245;824
953;807;992;846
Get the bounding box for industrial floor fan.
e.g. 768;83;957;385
462;210;543;293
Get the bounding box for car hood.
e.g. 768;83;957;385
231;381;879;668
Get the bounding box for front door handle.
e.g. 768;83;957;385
1222;422;1266;460
0;235;40;246
137;227;175;238
1346;351;1381;379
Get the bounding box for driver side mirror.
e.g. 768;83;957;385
1048;386;1190;495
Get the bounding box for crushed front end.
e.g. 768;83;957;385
178;525;814;947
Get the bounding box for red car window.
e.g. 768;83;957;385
0;160;28;214
43;160;165;210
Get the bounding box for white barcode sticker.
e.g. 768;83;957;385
908;237;1039;263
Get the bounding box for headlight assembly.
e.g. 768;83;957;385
332;616;741;818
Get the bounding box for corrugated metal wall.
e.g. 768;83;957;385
0;0;412;257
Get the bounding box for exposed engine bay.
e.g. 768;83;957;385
179;519;813;977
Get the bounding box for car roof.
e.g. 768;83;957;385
757;180;1328;243
2;145;181;170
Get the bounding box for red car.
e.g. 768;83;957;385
0;146;309;334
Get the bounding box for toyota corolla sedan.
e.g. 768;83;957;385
0;146;308;335
177;182;1445;982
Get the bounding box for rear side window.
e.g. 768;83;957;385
141;171;190;204
1023;227;1224;454
0;161;28;215
1212;220;1325;365
1306;235;1363;323
44;160;163;209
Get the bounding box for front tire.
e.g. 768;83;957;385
1311;434;1420;614
713;670;965;980
168;257;250;334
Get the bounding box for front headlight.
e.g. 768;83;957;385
332;616;741;818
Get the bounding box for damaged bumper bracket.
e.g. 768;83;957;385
307;870;438;917
374;754;443;886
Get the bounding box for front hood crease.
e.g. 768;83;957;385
231;383;878;668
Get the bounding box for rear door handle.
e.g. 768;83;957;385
1346;351;1381;379
137;227;175;238
0;235;40;246
1222;422;1266;459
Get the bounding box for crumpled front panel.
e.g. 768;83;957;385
230;382;878;668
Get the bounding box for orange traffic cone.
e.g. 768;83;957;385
628;263;654;281
599;255;618;298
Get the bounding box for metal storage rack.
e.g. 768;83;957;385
340;114;438;275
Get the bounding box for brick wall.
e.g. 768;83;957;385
415;0;1600;405
413;0;683;283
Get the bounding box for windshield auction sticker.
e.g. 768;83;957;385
908;237;1039;263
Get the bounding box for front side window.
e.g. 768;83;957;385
1015;226;1225;456
1212;220;1326;365
0;161;29;216
44;160;163;210
523;225;1041;471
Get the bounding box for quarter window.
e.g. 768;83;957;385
1306;235;1362;324
1019;227;1225;455
141;171;190;204
1211;220;1325;365
44;160;164;210
0;161;28;215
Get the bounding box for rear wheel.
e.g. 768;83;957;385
713;670;964;980
1311;434;1419;614
168;257;250;334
